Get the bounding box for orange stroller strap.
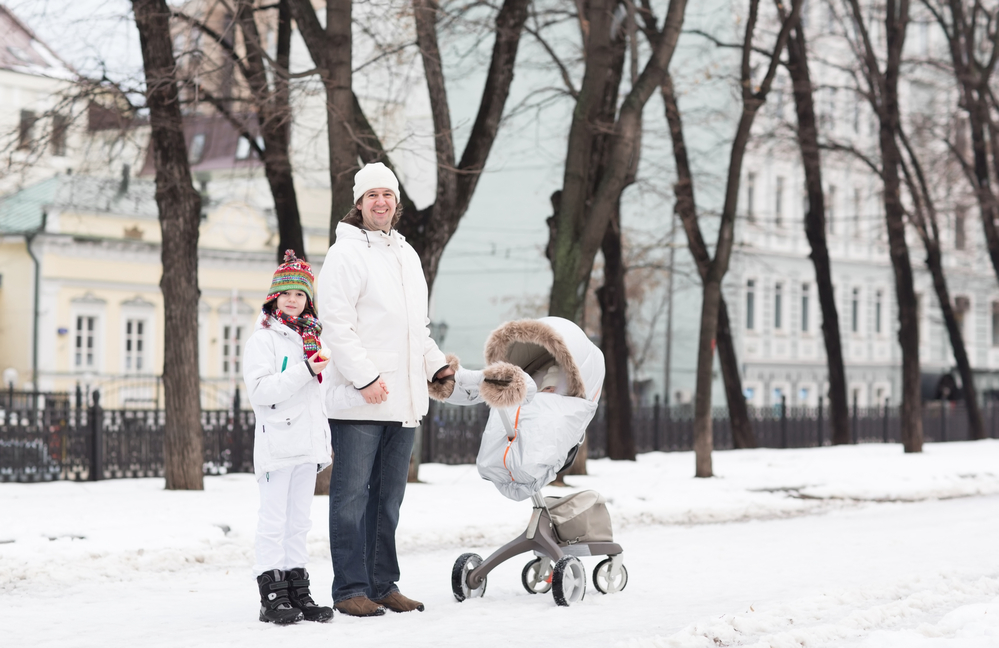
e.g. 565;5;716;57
502;407;522;481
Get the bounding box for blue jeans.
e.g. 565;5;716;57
328;421;415;603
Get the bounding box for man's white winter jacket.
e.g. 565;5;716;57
317;222;447;427
243;314;364;478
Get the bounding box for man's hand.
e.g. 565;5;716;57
360;380;389;404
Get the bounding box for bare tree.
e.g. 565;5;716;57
843;0;923;453
290;0;532;291
659;75;756;451
548;0;688;323
175;0;308;263
923;0;999;285
897;127;985;440
780;4;851;446
683;0;801;477
133;0;204;490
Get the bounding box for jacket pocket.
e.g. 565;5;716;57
263;400;312;459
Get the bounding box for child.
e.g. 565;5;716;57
243;251;377;624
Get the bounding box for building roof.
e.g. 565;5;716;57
139;113;264;177
0;5;75;79
0;173;158;233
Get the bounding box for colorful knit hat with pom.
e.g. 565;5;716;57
265;250;315;305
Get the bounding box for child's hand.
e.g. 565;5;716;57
308;354;330;375
378;380;389;393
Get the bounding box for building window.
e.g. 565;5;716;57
18;110;36;150
124;319;146;373
235;135;264;161
851;287;860;333
853;188;862;238
51;113;68;157
746;280;756;331
222;325;244;376
875;290;883;334
775;176;785;227
955;207;966;250
801;283;810;332
992;302;999;347
827;185;837;234
189;133;206;164
774;282;784;330
75;316;97;369
746;172;756;222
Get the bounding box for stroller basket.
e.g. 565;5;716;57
546;490;614;544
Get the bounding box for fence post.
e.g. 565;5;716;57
851;393;858;444
941;399;947;443
89;390;103;481
653;395;661;451
231;386;244;472
817;396;823;447
882;397;890;444
780;395;788;449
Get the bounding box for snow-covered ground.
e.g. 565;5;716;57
3;441;999;647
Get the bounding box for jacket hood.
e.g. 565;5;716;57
483;317;604;401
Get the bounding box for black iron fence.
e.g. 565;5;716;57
3;392;998;482
0;391;253;483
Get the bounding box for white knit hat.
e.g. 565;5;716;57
352;162;400;204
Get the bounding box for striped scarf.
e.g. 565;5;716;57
273;309;323;373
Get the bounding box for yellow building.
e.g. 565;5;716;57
0;171;330;409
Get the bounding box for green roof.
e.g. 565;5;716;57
0;174;158;234
0;175;59;233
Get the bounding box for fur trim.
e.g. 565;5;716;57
484;320;586;398
479;362;528;408
427;353;460;401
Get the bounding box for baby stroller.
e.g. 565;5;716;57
430;316;628;607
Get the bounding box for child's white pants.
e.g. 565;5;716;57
253;463;318;575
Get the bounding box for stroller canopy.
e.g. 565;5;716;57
484;316;604;402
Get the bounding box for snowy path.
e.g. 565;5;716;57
3;442;999;647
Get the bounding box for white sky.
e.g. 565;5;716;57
5;0;144;83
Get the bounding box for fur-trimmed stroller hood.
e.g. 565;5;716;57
484;317;604;402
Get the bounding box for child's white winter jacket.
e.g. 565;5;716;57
243;315;365;478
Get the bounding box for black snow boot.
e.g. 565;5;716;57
286;567;334;622
256;570;304;624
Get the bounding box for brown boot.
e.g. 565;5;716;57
333;596;386;617
373;591;425;613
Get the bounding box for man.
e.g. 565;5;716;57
316;163;454;617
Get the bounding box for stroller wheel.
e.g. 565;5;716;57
551;556;586;607
592;557;628;594
451;553;487;602
521;558;553;594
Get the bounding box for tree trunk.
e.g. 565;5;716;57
924;241;984;439
784;20;850;445
661;73;755;450
716;299;755;448
881;125;923;452
133;0;204;490
846;0;922;452
692;279;721;477
597;206;635;460
897;130;985;441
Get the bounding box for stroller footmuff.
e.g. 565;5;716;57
431;317;627;607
